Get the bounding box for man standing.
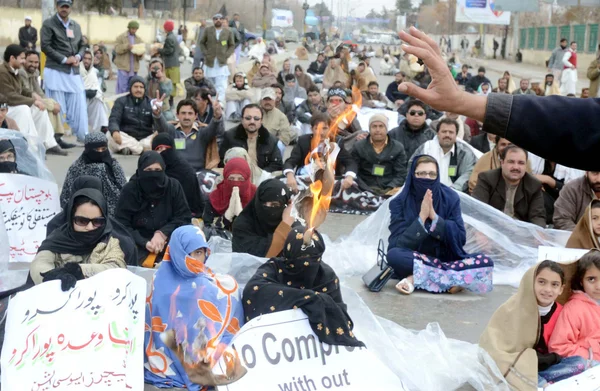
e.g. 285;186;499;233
389;100;435;163
560;41;578;96
200;13;235;106
0;45;65;155
554;171;600;230
193;21;206;69
19;16;37;50
351;114;407;196
548;38;568;85
472;146;546;227
229;13;245;64
114;21;143;94
159;20;181;108
465;66;491;93
20;51;75;149
41;0;88;142
410;118;477;192
80;50;109;133
184;67;216;98
493;38;499;59
544;74;561;96
512;79;536;95
588;44;600;98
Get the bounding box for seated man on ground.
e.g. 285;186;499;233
154;98;224;173
512;78;536;95
361;81;388;108
351;114;407;196
470;131;496;154
20;50;74;149
430;111;471;142
389;155;494;295
232;179;292;257
219;104;283;173
284;113;357;193
410;118;477;193
307;52;328;83
326;88;366;151
260;88;296;150
0;94;19;131
0;45;66;155
80;50;110;133
108;76;156;155
193;88;214;125
251;64;278;88
554;171;600;231
115;151;192;267
272;83;297;125
296;85;326;128
492;77;510;94
385;71;409;109
389;100;435;163
468;136;511;193
29;189;135;290
282;74;307;107
472;145;546;227
184;66;216;99
225;72;253;122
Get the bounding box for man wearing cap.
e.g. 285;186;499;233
199;13;236;105
260;88;295;154
41;0;88;142
409;118;477;192
114;20;144;94
465;66;491;94
351;113;407;196
159;20;181;108
326;88;366;151
19;16;37;50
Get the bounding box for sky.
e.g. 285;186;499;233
305;0;422;19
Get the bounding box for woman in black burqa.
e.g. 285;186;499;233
243;225;364;347
115;151;191;266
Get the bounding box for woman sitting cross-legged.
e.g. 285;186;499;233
388;155;494;294
115;151;192;267
29;188;135;290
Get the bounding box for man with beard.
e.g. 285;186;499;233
18;16;37;50
80;50;109;133
493;78;509;94
219;103;282;172
184;67;216;99
199;13;236;105
512;79;536;95
20;50;74;148
409;118;476;192
473;145;545;227
260;88;295;150
544;73;561;96
40;0;88;142
107;76;155;155
554;171;600;230
154;98;224;172
548;38;568;85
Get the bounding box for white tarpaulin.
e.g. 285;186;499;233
271;9;294;28
0;174;60;263
0;268;146;390
455;0;511;25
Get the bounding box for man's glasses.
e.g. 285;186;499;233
415;171;438;179
409;111;425;117
73;216;106;228
243;116;261;121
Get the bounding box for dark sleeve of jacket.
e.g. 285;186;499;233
159;34;176;57
277;72;284;86
483;94;600;171
232;214;272;257
387;141;408;188
552;180;582;231
41;21;66;64
471;171;494;204
283;136;307;172
218;129;233;166
396;218;430;250
337;145;358;175
153;113;177;137
184;77;197;97
108;97;125;134
261;137;284;172
385;82;404;103
158;180;192;237
200;117;224;145
114;185;150;248
307;61;318;74
526;176;547;227
295;101;312;124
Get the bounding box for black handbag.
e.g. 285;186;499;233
362;239;394;292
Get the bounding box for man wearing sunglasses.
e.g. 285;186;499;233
389;100;435;165
199;13;236;106
219;103;282;172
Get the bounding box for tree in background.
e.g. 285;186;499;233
396;0;413;14
84;0;122;14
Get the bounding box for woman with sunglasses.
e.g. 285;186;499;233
387;155;494;295
29;188;136;291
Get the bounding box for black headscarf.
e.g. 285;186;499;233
243;226;364;348
253;179;291;233
47;176;102;236
135;151;169;201
0;139;17;173
151;133;204;216
81;132;114;178
38;188;113;255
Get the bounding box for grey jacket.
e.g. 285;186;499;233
159;32;180;68
548;47;567;70
388;121;436;165
409;140;477;193
41;14;86;74
553;176;596;231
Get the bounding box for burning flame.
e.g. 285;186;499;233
304;86;362;229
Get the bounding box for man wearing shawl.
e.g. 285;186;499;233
114;21;144;94
566;199;600;249
225;72;253;122
80;50;110;133
243;226;364;347
388;155;494;294
144;225;245;389
554;172;600;231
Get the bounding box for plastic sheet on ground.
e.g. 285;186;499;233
0;129;54;182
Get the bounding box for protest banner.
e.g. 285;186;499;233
0;268;146;390
537;246;589;264
214;309;408;391
0;173;60;263
546;365;600;390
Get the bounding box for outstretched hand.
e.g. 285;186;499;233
152;91;167;116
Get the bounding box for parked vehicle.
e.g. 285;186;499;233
284;29;300;43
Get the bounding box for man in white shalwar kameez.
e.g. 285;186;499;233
560;41;578;96
80;50;109;133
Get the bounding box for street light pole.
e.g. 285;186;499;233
262;0;267;39
302;1;309;34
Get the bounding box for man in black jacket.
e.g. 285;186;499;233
41;0;88;142
219;104;283;172
465;66;491;93
19;16;37;50
388;100;435;164
351;113;407;196
307;53;327;83
108;76;155;155
284;113;357;193
469;132;494;154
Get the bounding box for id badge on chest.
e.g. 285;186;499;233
174;138;186;150
372;164;385;177
66;29;74;39
448;165;457;177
